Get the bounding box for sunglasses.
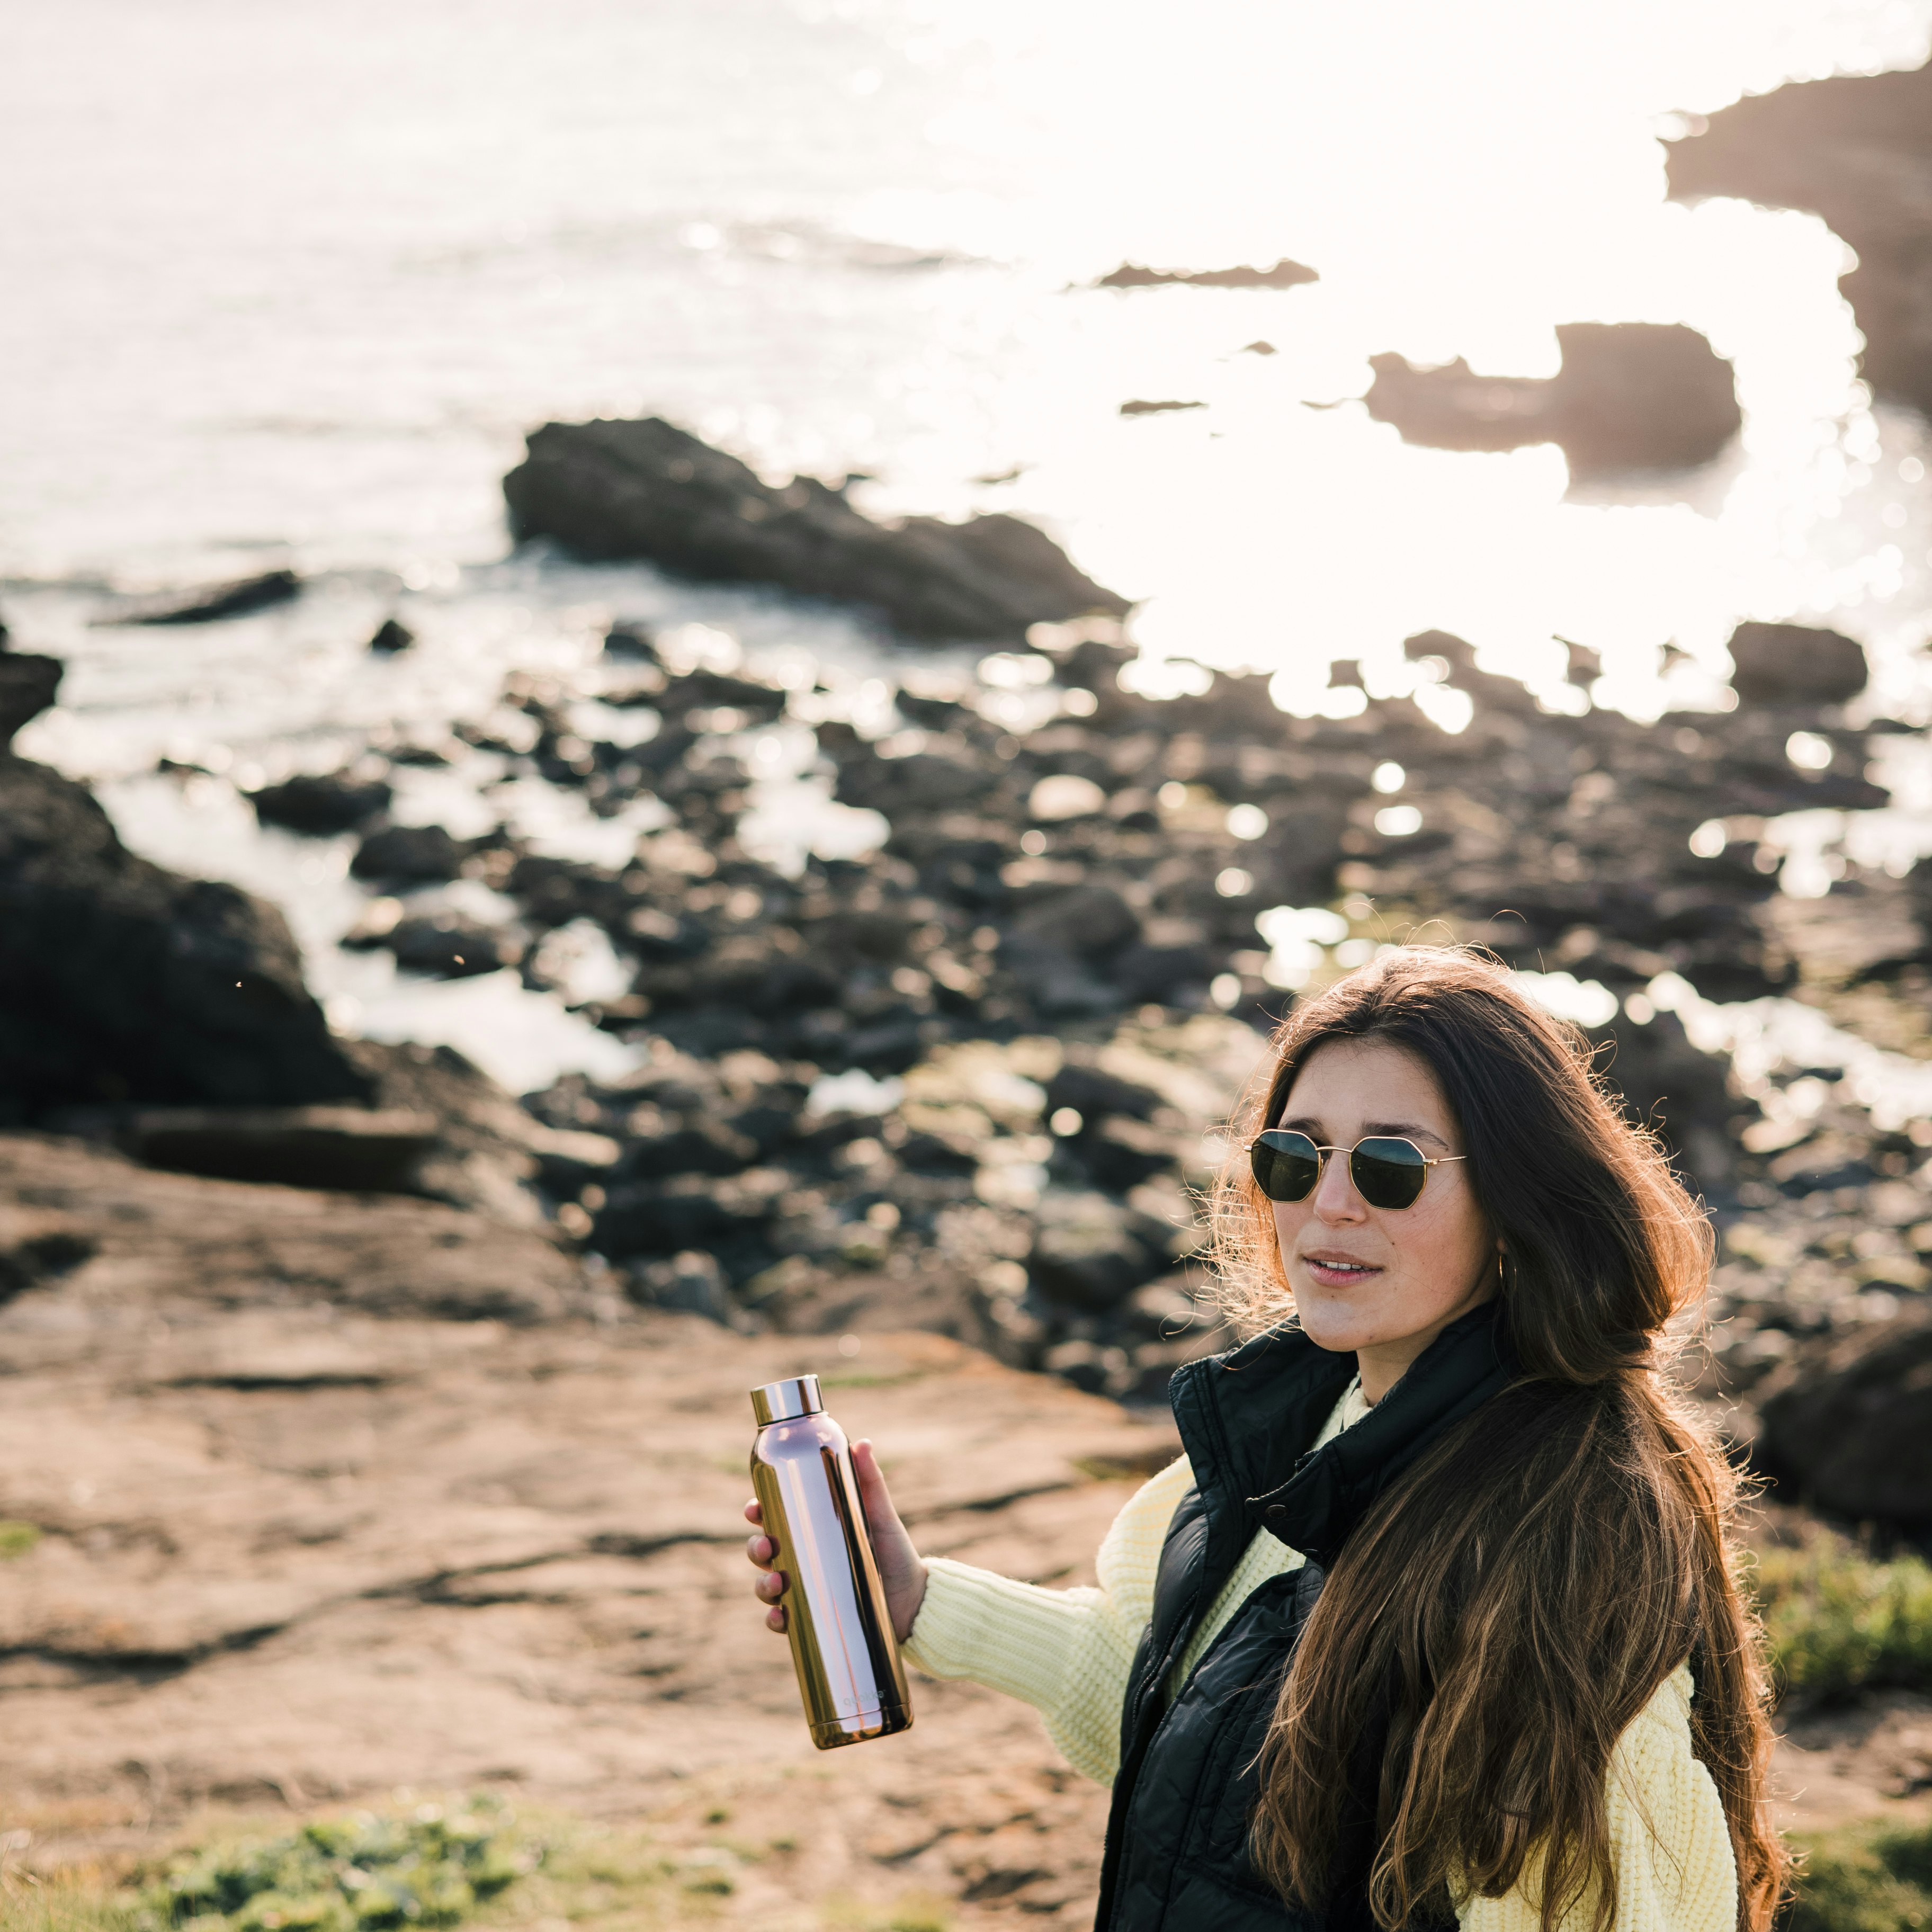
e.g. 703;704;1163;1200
1247;1130;1466;1211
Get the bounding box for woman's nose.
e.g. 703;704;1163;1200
1311;1149;1365;1221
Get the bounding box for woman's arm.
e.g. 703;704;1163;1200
1458;1665;1737;1932
902;1452;1193;1784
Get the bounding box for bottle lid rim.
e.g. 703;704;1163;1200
750;1374;824;1425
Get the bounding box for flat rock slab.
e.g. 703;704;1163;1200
0;1129;1181;1922
0;1132;579;1326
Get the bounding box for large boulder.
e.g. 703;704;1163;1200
0;654;62;747
1666;60;1932;415
503;416;1130;642
251;770;394;836
0;755;370;1121
1366;323;1741;476
1029;1191;1167;1311
1756;1309;1932;1526
1725;621;1867;706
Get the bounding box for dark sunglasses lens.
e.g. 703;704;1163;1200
1251;1131;1323;1202
1350;1139;1430;1210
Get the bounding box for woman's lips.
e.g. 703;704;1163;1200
1300;1255;1383;1288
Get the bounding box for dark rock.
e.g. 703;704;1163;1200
603;622;660;661
382;914;522;980
1014;883;1141;956
0;1225;95;1305
1120;1276;1210;1340
368;616;414;653
350;823;471;884
1040;1337;1126;1396
251;771;394;836
1726;621;1867;706
1046;1061;1164;1124
344;1036;570;1223
593;1176;777;1262
655;667;788;724
0;756;368;1119
527;1125;621;1200
1365;324;1740;476
1666;60;1932;414
1097;258;1319;290
620;1121;759;1179
503;416;1129;642
625;1249;735;1323
1000;887;1147;1017
836;749;996;815
0;653;61;748
1109;941;1214;1004
1756;1308;1932;1526
1119;399;1207;417
1074;1116;1181;1193
1030;1191;1165;1310
1585;1009;1751;1195
124;1106;440;1192
105;569;302;627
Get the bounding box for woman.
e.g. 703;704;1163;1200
745;948;1784;1932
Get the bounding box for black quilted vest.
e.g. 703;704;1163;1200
1094;1305;1516;1932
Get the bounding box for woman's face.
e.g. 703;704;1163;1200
1270;1035;1497;1400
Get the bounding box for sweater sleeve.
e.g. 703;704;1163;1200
900;1454;1194;1784
1457;1664;1737;1932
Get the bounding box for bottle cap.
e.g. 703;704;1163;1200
750;1374;824;1425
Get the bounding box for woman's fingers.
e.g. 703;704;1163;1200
745;1498;786;1632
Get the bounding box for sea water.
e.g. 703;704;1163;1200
5;0;1932;1088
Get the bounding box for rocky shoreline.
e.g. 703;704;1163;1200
5;444;1930;1527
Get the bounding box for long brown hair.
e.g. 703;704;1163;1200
1212;947;1782;1932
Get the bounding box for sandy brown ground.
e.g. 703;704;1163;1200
0;1131;1924;1925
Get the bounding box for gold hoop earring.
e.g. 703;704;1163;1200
1496;1252;1506;1289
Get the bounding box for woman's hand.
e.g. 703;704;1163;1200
745;1438;929;1643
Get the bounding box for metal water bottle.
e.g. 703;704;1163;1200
749;1374;913;1749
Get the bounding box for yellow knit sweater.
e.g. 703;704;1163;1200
903;1384;1737;1931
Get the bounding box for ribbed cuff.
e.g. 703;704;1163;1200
902;1556;1108;1707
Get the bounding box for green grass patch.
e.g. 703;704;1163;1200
0;1520;42;1560
136;1800;530;1930
1751;1534;1932;1703
1785;1813;1932;1931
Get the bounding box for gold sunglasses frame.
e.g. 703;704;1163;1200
1245;1131;1468;1209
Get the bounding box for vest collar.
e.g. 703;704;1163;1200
1170;1301;1516;1572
